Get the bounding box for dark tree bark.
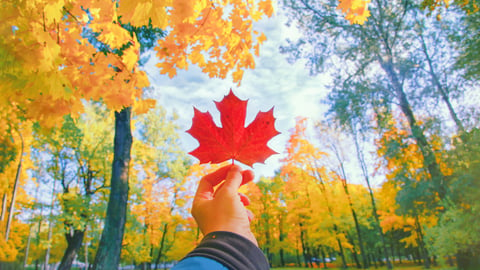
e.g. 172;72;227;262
299;223;310;267
58;229;86;270
377;55;447;201
331;142;368;269
320;246;328;269
351;127;392;269
92;107;132;270
278;216;285;267
346;232;361;268
154;223;169;270
414;215;430;269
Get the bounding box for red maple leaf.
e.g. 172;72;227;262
186;90;280;166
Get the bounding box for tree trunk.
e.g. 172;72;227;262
330;144;368;269
379;57;447;201
44;181;57;270
92;107;132;270
351;127;392;269
414;215;430;269
345;189;367;269
335;225;348;269
279;217;285;267
5;129;24;241
320;246;328;269
296;237;301;267
23;225;33;269
35;201;43;270
84;233;89;270
154;223;169;270
299;223;309;267
58;229;85;270
348;234;361;268
417;23;465;133
1;193;6;221
312;164;348;269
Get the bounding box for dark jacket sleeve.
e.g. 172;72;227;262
182;231;270;270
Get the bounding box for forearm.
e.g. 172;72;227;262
176;231;270;270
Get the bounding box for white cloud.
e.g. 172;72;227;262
143;12;332;178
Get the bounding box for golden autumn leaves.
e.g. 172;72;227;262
337;0;371;24
1;0;370;129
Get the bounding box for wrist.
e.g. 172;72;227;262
185;231;269;270
201;225;258;246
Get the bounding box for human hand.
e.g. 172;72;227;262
191;165;258;246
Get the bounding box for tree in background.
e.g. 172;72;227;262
426;129;480;269
280;0;478;268
281;118;352;268
30;103;114;270
1;0;274;268
125;105;192;268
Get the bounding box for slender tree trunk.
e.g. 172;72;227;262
84;231;89;270
335;224;348;269
58;229;85;270
417;24;465;133
279;217;285;267
379;57;447;200
35;199;44;270
93;107;132;270
5;129;24;241
363;2;447;201
389;231;396;264
264;208;272;266
414;215;430;269
320;246;328;269
154;223;169;270
311;164;348;269
299;223;309;267
350;127;392;269
44;181;57;270
330;144;368;269
1;193;6;221
296;237;301;267
345;188;367;269
347;233;361;269
23;225;33;269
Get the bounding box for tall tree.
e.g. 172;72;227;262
426;129;480;270
315;122;372;269
31;103;114;270
125;105;192;268
2;0;274;267
280;0;470;213
374;113;452;268
282;118;350;268
454;4;480;81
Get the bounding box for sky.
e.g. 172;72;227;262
142;11;335;179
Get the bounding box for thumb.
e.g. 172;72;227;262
219;165;243;196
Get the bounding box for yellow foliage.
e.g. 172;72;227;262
337;0;371;24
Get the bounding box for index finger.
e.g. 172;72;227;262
194;165;232;201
